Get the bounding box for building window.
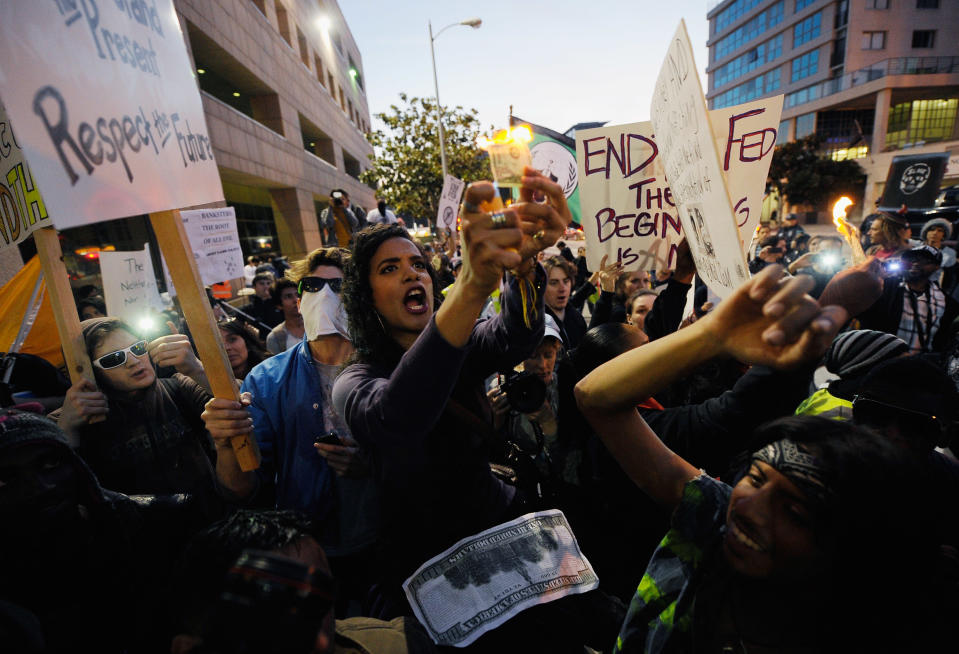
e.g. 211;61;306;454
315;56;325;88
912;30;936;48
795;0;816;12
776;119;790;144
296;26;310;68
866;0;889;7
342;150;361;179
713;34;783;88
917;0;939;8
274;1;292;47
712;0;765;35
300;114;336;165
795;112;816;138
712;1;784;62
250;0;266;15
711;67;782;109
862;31;886;50
886;98;958;149
791;49;819;82
793;12;821;47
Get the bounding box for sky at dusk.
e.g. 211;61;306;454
340;0;714;135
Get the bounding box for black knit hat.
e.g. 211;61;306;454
824;330;909;379
857;356;956;421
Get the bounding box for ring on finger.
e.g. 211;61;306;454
490;212;508;229
532;229;546;242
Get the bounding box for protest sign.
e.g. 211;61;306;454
0;0;223;229
577;96;781;273
0;102;52;251
180;207;244;285
709;96;782;251
437;175;465;230
576;121;680;272
651;20;748;298
99;244;164;324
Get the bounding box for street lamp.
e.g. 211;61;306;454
429;17;482;179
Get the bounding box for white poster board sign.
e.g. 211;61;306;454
100;244;164;323
577;97;782;273
0;102;53;251
180;207;244;285
651;21;748;298
577;122;680;272
437;175;465;230
0;0;224;229
709;96;783;251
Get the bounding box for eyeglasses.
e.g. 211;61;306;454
93;340;148;370
852;395;941;435
297;276;342;295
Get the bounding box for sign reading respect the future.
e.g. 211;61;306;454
0;0;224;230
100;244;164;323
651;21;748;298
577;97;782;273
0;102;52;251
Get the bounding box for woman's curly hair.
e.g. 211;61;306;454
342;224;443;368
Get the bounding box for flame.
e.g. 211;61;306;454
832;196;853;225
476;124;533;150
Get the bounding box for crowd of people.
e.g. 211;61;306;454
3;175;959;653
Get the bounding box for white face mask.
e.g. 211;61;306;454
300;285;350;341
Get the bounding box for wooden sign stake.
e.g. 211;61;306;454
150;209;261;471
33;227;106;423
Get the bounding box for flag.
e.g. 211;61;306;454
510;115;581;226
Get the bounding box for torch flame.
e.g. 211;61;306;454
476;124;533;151
832;196;853;225
830;196;866;264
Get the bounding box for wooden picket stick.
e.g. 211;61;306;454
33;227;105;423
149;209;261;471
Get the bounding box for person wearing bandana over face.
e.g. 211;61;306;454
201;247;379;618
577;265;947;652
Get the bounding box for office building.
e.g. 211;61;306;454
706;0;959;218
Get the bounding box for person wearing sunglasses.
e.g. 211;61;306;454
201;247;379;618
53;317;220;506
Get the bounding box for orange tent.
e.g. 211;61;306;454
0;255;64;368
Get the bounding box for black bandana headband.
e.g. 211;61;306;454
752;439;831;505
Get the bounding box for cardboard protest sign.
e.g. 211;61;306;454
709;96;782;251
437;175;465;230
577;96;782;273
99;244;164;324
0;0;223;229
576;122;680;272
0;102;52;251
650;20;748;298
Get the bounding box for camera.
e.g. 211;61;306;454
331;190;344;207
882;259;903;276
501;370;547;414
816;253;840;269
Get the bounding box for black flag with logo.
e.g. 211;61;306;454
878;152;949;211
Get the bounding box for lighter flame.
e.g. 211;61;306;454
832;196;853;224
476;124;533;150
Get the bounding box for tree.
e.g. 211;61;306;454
360;94;490;226
768;135;866;211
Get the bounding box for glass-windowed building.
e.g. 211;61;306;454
706;0;959;219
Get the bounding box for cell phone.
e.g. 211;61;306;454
882;259;903;275
314;431;342;446
768;247;784;255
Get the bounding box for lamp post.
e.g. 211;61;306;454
429;17;481;180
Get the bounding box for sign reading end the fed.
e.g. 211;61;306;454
0;0;223;230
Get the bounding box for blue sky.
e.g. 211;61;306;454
341;0;713;135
